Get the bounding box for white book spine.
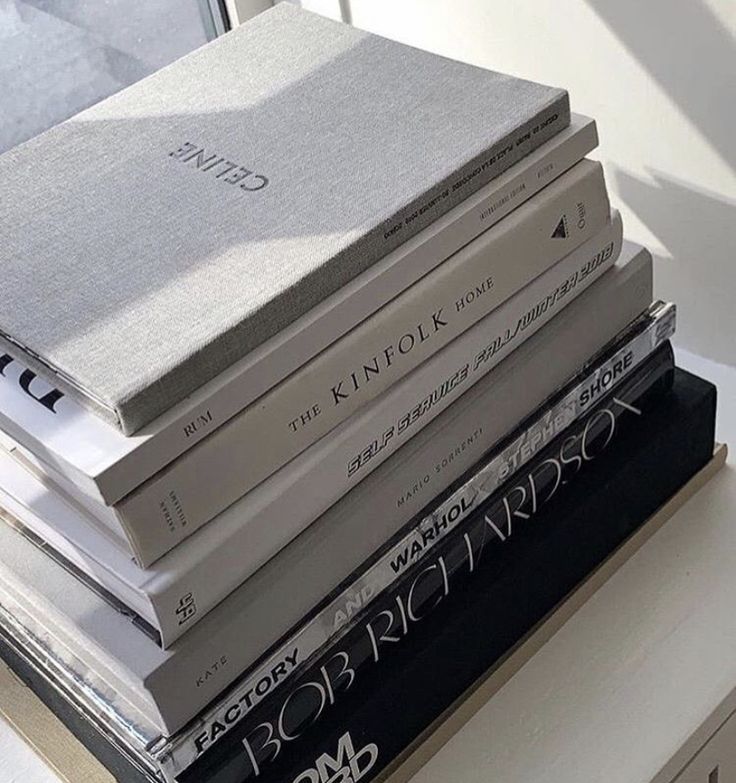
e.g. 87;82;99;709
117;160;611;565
0;118;598;506
160;300;676;779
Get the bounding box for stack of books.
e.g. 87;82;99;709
0;6;718;783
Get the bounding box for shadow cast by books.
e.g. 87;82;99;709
612;166;736;367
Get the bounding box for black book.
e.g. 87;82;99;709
185;362;714;783
0;365;716;783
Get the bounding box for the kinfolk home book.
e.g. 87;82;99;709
0;3;568;434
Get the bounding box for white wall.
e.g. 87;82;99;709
301;0;736;367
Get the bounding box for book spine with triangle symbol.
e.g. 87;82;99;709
552;214;570;238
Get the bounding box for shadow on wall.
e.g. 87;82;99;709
585;0;736;368
585;0;736;174
613;167;736;367
0;0;211;154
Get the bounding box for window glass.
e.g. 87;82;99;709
0;0;223;154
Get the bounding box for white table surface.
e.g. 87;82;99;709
1;348;734;783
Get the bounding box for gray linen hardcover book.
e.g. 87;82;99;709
0;4;568;434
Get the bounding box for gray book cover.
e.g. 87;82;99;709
0;4;568;433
